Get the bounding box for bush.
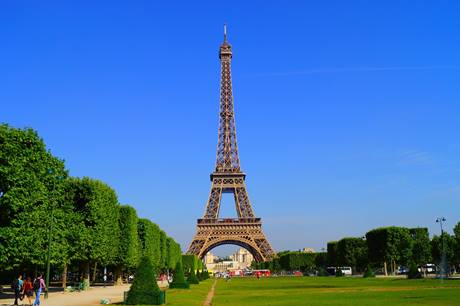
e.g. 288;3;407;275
335;269;344;277
125;256;163;305
187;268;200;284
407;262;422;279
317;268;328;276
169;262;189;289
363;265;375;278
198;270;205;281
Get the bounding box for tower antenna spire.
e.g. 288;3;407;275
224;23;227;42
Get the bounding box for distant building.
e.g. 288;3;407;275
229;248;254;268
301;247;315;253
203;248;254;273
204;251;217;264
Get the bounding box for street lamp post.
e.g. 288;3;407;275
436;217;447;278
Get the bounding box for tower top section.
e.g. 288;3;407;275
219;24;232;59
215;24;240;173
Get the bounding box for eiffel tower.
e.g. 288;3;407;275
187;26;275;262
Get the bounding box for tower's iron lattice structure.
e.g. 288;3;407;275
187;26;275;262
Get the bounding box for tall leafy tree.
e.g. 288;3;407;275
116;205;140;284
66;177;120;283
0;125;68;271
159;230;167;270
409;228;431;266
327;241;338;267
138;219;161;270
279;252;316;272
453;222;460;267
366;227;413;275
337;237;367;273
431;233;455;267
166;238;181;271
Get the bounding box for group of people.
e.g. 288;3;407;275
12;273;46;306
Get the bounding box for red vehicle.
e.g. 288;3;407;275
253;269;271;277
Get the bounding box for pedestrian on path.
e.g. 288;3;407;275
33;274;46;306
22;276;34;306
12;274;24;305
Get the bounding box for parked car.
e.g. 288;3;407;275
326;267;352;276
338;267;352;276
397;266;409;274
417;264;437;274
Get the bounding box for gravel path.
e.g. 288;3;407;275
202;280;217;306
0;285;130;306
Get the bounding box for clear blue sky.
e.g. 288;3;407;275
1;1;460;255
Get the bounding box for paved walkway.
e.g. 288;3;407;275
0;285;130;306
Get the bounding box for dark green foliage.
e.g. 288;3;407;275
166;237;182;270
125;256;162;305
187;268;199;284
453;222;460;266
431;233;455;266
407;261;422;279
366;227;413;274
327;241;338;267
118;205;140;270
314;252;327;270
410;228;431;265
363;265;375;278
159;230;167;269
66;178;121;272
317;267;328;276
337;237;367;273
279;252;316;273
0;124;183;287
271;257;282;272
169;261;189;289
182;254;200;271
335;269;344;277
137;219;161;270
0;124;68;269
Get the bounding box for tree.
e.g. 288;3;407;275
169;261;189;289
159;230;167;270
182;255;199;272
279;252;316;273
366;227;413;275
166;238;181;271
116;205;140;284
66;177;121;284
431;233;455;268
336;237;367;273
327;241;338;267
0;125;69;272
453;222;460;267
125;256;162;305
409;228;431;266
363;265;375;278
314;252;327;270
187;268;199;284
137;219;161;271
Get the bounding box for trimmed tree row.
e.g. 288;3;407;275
0;124;182;285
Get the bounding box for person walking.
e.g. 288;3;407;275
12;274;24;305
22;276;34;306
33;274;46;306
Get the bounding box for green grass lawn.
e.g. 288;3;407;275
209;276;460;306
165;278;214;306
